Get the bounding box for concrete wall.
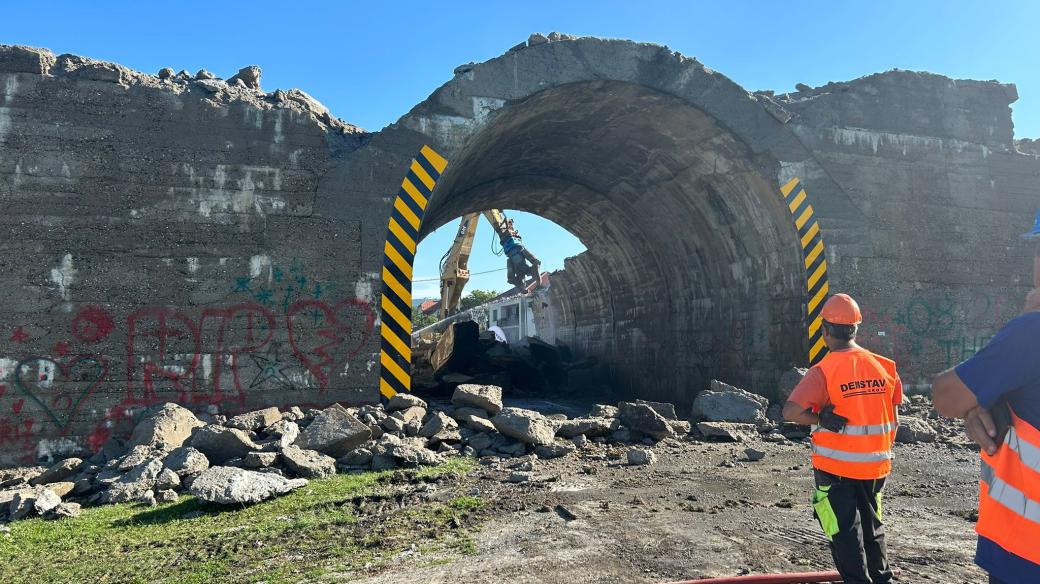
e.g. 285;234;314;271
1;37;1038;465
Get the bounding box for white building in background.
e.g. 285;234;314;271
484;273;551;345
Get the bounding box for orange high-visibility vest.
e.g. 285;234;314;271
810;348;899;480
977;408;1040;566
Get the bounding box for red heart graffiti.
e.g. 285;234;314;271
286;299;375;389
14;356;108;430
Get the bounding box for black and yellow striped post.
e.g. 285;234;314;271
379;145;448;399
780;177;830;365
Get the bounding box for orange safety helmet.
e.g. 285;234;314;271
821;293;862;325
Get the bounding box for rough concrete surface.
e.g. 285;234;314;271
0;35;1038;464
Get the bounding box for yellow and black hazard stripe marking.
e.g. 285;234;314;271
379;145;448;398
781;177;830;365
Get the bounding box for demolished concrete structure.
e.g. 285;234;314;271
0;36;1038;465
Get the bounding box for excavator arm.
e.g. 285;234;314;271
438;209;543;320
439;213;480;320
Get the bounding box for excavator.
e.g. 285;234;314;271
439;209;542;320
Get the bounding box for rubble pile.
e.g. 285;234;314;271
0;377;969;523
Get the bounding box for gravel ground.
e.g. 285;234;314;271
352;425;984;583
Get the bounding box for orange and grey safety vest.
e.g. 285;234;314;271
810;348;899;480
977;408;1040;566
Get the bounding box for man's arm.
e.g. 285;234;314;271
783;401;820;426
933;367;978;418
933;366;1001;456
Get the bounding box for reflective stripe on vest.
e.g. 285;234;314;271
976;408;1040;568
981;460;1040;524
813;421;896;436
1006;425;1040;474
812;444;894;463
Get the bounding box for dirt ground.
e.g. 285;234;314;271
352;416;985;583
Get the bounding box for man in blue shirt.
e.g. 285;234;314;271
933;287;1040;584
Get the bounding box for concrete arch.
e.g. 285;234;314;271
370;37;817;402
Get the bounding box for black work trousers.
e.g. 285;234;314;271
813;469;892;584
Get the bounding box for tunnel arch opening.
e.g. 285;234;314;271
419;80;806;404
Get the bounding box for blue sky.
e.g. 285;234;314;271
4;1;1038;297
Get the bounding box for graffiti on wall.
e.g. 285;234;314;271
0;258;378;464
858;291;1015;385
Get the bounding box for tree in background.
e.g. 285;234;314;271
412;311;438;330
460;289;498;311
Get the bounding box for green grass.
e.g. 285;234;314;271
0;458;480;584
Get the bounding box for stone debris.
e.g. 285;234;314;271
627;447;657;466
299;404;372;457
452;385;504;415
692;380;769;424
491;408;557;445
280;446;336;479
896;416;938;444
0;388;855;522
618;402;674;440
226;407;282;432
189;466;307;505
696;422;759;442
129;403;205;449
745;447;766;462
30;458;83;486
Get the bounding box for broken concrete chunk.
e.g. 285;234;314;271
299;404;372;457
459;413;496;433
491;408;556;445
589;404;619;418
163;446;210;477
155;468;181;491
243;451;279;469
0;45;56;74
45;501;81;519
635;400;678;420
627;447;657;466
187;426;260;465
337;447;373;468
528;33;549;46
280;446;336;478
188;466;307;505
227;407;282;432
534;441;576;459
777;368;808;402
896;416;937;444
157;67;174;79
618;402;674;440
30;458;83;486
419;411;458;438
556;417;619;438
32;486;62;515
691;380;769;424
452;385;503;415
386;393;427;412
194;68;215;80
745;447;766;461
129;403;205;449
696;422;759;442
263;420;300;449
228;65;262;89
390;441;443;467
47;481;75;498
155;489;179;504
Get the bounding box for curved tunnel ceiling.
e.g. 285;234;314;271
420;80;806;400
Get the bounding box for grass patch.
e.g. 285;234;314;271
0;457;479;584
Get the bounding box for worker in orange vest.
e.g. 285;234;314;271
783;293;903;584
931;221;1040;584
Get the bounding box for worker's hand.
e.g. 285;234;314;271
965;406;1000;456
818;405;849;433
